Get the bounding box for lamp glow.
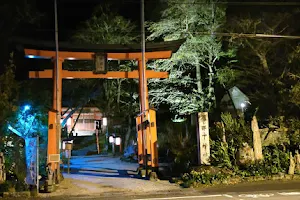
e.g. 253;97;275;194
27;55;35;59
109;136;114;143
24;105;31;111
102;117;107;126
115;137;121;146
240;103;246;108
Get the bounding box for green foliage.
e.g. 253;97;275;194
239;146;289;177
286;118;300;147
0;0;42;38
158;121;197;171
182;167;232;186
182;145;290;187
148;0;234;115
221;113;252;148
0;182;10;192
226;11;300;119
0;55;19;147
290;82;300;107
70;6;140;142
210;140;234;169
73;5;137;44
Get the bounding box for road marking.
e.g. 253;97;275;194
134;194;224;200
278;192;300;196
238;193;274;198
223;194;234;198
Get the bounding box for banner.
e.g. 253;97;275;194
24;137;38;185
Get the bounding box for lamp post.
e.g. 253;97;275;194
102;117;108;152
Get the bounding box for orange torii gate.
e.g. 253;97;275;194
20;39;183;179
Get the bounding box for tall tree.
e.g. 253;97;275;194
147;0;232;117
147;0;233;164
71;5;140;147
226;11;300;118
0;55;19;139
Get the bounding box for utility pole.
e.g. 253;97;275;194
140;0;148;174
54;0;61;182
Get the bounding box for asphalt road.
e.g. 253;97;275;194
3;155;300;200
4;191;300;200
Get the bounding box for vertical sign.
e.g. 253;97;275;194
0;152;5;183
25;137;38;185
198;112;210;165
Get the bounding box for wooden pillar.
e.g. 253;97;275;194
148;109;158;168
137;60;147;168
137;60;159;172
50;57;63;173
47;110;57;171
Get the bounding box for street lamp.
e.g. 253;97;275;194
102;117;107;126
24;105;31;111
102;117;108;152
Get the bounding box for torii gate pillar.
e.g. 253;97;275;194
21;38;183;182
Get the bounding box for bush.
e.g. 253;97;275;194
182;167;233;186
0;182;9;193
182;144;290;187
158;121;197;174
239;145;289;177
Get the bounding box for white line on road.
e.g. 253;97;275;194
238;193;274;198
278;192;300;196
223;194;234;198
134;194;224;200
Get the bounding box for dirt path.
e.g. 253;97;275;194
39;155;183;198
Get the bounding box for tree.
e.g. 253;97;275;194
226;11;300;118
0;0;41;39
71;5;140;147
0;55;19;145
72;5;137;44
147;0;234;165
147;0;232;117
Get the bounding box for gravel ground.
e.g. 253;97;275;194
39;155;182;198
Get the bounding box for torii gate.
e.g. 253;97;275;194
21;39;183;179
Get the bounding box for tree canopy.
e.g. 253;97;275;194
147;0;234;119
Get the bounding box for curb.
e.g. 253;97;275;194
2;191;31;198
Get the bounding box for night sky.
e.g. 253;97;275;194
1;0;300;76
23;0;160;41
15;0;300;41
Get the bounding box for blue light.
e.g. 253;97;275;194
26;55;36;59
24;105;31;111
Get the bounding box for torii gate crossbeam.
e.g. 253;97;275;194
18;38;183;181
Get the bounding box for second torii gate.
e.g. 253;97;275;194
20;39;183;179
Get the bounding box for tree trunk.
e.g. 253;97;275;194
289;152;295;175
124;115;132;149
258;53;271;75
221;121;227;144
0;152;5;183
295;150;300;174
251;116;263;160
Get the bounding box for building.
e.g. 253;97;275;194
61;107;102;136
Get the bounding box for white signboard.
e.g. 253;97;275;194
24;137;38;185
198;112;210;165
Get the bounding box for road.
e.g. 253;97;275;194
4;155;300;200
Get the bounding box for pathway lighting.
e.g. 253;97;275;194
109;136;115;143
102;117;107;126
115;137;121;146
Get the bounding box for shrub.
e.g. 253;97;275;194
182;167;232;186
